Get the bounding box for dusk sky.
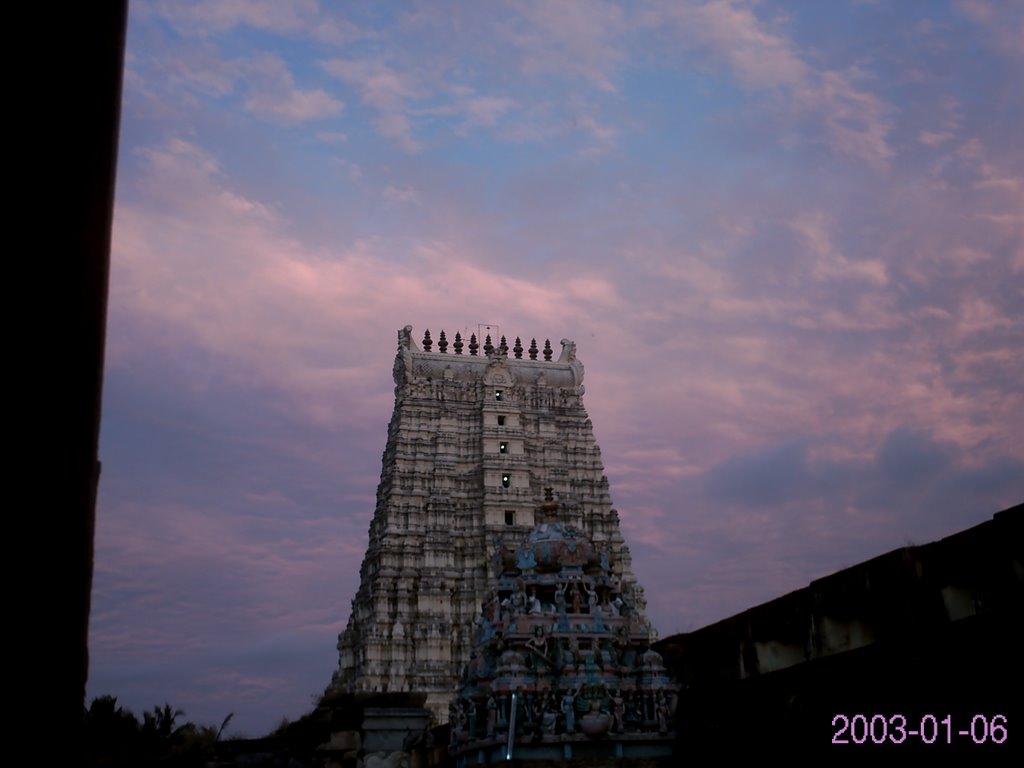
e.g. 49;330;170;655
91;0;1023;737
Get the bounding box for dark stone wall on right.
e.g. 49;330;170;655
656;502;1022;760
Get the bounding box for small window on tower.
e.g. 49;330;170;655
501;473;511;488
499;441;508;454
495;389;504;401
497;415;506;426
504;510;515;525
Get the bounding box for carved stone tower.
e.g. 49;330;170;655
329;325;648;721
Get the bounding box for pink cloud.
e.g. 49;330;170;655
789;210;889;286
795;69;894;169
322;58;423;151
151;0;370;45
460;95;516;127
955;0;1024;61
245;86;342;122
920;130;955;147
113;139;652;433
659;0;807;88
653;1;894;167
243;53;343;123
503;0;628;92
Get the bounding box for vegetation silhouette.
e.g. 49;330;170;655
84;695;234;767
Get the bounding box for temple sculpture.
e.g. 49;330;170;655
328;326;649;723
450;513;677;765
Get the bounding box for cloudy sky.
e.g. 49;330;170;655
91;0;1023;737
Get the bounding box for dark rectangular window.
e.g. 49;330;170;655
497;415;506;426
504;510;515;525
499;441;508;454
501;473;511;488
495;389;504;401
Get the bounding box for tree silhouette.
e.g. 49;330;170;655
84;695;233;767
142;703;186;741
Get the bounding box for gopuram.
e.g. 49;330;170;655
328;326;653;724
450;518;677;764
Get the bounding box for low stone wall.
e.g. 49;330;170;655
655;502;1022;756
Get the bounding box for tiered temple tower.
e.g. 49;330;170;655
450;521;676;765
329;325;648;721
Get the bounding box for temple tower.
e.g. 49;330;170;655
329;325;648;721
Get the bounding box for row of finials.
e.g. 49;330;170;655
423;330;554;360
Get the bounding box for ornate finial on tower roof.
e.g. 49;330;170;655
559;338;577;363
438;329;448;353
469;333;479;356
513;337;523;359
499;335;508;356
543;338;553;361
422;328;432;352
453;331;463;355
529;338;538;360
484;334;494;356
399;325;416;350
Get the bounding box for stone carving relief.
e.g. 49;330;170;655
449;521;677;757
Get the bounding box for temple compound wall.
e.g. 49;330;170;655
329;326;648;722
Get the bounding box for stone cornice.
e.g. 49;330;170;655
394;325;585;391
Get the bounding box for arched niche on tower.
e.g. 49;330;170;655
482;357;517;402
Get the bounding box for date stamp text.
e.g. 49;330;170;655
832;714;1008;745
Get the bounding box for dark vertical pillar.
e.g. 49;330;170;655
50;1;128;733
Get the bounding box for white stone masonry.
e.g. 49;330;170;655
329;326;647;722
